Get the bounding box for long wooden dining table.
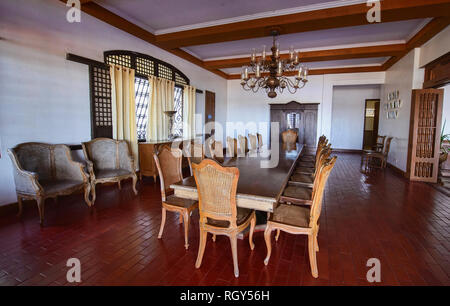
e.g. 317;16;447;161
170;144;304;213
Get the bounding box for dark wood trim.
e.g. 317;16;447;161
332;148;363;154
227;66;383;79
155;0;450;48
66;53;108;69
205;44;405;69
423;51;450;89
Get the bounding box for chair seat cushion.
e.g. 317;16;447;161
290;173;314;184
270;204;310;228
283;185;312;200
39;179;84;195
207;208;252;228
299;155;315;162
95;168;132;179
164;195;198;208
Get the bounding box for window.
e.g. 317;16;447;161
103;51;190;141
135;77;150;140
287;112;300;129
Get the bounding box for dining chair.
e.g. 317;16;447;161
281;145;332;205
264;156;337;278
363;137;393;170
226;137;238;157
248;134;258;151
238;135;249;156
290;144;332;188
192;159;256;278
186;142;204;176
256;133;263;150
154;147;198;250
295;142;330;175
281;129;298;146
211;141;224;163
299;135;327;162
373;135;386;152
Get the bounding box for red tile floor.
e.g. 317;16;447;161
0;153;448;286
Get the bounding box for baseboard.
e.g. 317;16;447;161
387;162;407;177
332;148;363;154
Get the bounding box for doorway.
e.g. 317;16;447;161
362;99;380;150
205;90;215;138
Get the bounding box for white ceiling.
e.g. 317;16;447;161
97;0;362;33
95;0;431;73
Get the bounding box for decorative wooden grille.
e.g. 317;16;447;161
90;65;112;138
407;89;444;182
135;77;150;140
173;86;183;137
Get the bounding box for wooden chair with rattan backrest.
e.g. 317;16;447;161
210;141;224;163
237;135;249;157
373;135;386;152
264;156;337;278
363;136;393;170
186;142;204;176
256;133;263;150
248;134;258;151
154;147;198;250
226;137;238;157
282;145;332;206
192;159;256;278
282;129;298;145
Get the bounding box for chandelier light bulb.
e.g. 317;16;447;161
261;45;266;62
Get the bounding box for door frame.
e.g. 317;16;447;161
362;99;380;150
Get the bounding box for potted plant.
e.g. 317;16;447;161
440;120;450;164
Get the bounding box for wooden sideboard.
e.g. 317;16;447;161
138;139;194;180
269;101;318;147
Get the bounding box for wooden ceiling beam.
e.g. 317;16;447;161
155;0;450;48
59;1;227;78
204;44;406;69
226;66;384;79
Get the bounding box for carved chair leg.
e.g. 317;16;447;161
212;234;216;242
132;175;138;195
275;228;281;241
158;207;167;239
264;225;273;265
315;234;319;252
229;232;239;278
179;213;183;224
183;210;190;250
308;234;318;278
249;213;256;250
91;182;97;205
36;197;45;226
118;180;122;190
195;229;207;269
84;184;92;207
17;196;23;217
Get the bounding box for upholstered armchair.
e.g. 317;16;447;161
82;138;138;204
8;143;91;225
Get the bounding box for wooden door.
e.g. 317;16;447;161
205;91;215;138
303;110;317;146
407;89;444;182
362;99;380;150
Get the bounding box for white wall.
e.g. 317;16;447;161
0;0;227;206
226;72;385;146
420;25;450;67
379;48;424;172
441;84;450;135
330;85;381;150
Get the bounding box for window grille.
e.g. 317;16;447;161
173;86;183;137
90;65;112;138
135;77;150;141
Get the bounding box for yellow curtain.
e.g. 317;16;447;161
110;64;138;168
147;75;175;141
183;85;196;139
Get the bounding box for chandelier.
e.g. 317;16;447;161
240;30;308;98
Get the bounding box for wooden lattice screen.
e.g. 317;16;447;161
407;89;444;182
89;65;113;138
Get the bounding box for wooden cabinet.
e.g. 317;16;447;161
407;89;444;182
138;140;192;180
269;101;318;147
